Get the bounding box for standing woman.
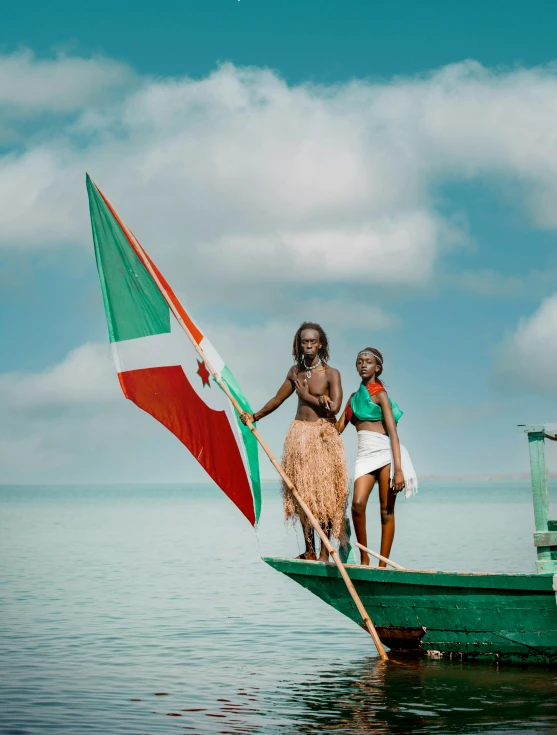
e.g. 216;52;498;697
336;348;417;566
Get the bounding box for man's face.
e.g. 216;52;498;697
300;329;322;360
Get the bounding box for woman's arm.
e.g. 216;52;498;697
335;396;353;434
377;392;405;493
240;370;295;424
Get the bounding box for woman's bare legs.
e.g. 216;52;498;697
377;463;397;566
351;473;376;565
352;464;396;567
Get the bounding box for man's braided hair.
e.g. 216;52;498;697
292;322;330;367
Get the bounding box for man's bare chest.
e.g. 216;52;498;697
294;369;329;396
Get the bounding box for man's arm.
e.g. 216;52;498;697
326;367;343;415
240;370;295;424
293;367;342;415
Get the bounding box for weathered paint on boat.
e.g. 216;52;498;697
264;557;557;663
526;425;557;573
263;425;557;663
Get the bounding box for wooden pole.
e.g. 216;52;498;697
124;226;388;660
243;426;388;660
355;543;406;571
523;424;557;573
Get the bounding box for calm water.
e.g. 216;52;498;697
1;481;557;734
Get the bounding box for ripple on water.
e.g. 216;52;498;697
1;483;557;734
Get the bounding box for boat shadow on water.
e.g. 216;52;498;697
282;655;557;734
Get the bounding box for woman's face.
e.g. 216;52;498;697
356;352;378;380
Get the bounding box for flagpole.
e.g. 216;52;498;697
121;229;388;661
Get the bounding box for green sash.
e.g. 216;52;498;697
350;383;403;424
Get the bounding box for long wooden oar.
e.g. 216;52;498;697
355;543;406;570
123;226;388;661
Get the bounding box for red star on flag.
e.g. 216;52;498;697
196;359;211;387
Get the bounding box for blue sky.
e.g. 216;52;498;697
2;0;557;483
3;0;556;82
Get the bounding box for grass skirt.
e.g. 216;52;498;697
281;419;349;541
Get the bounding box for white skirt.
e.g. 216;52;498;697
354;431;418;498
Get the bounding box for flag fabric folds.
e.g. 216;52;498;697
86;174;261;526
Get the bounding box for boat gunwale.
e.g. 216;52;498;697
263;556;556;591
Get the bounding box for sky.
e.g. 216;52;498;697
2;0;557;484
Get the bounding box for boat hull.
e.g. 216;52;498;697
264;557;557;664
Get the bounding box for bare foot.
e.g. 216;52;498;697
317;549;330;563
360;552;371;566
296;551;317;561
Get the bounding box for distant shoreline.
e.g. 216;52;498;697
2;474;557;487
419;473;557;482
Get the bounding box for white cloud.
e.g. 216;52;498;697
0;321;299;482
0;57;464;291
0;147;84;244
0;314;389;482
7;54;557;480
493;294;557;397
1;57;557;294
3;311;551;483
203;211;451;285
0;50;135;114
0;343;119;409
292;299;399;330
0;339;190;482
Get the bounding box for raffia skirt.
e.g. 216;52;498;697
281;419;349;541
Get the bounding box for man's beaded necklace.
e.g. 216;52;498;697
302;357;322;379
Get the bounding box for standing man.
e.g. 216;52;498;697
240;322;348;561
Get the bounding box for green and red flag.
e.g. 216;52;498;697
86;174;261;525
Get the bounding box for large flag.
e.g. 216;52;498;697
86;175;261;525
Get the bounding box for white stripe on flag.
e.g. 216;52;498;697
112;319;227;411
199;336;225;376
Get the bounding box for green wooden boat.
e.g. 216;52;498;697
264;424;557;664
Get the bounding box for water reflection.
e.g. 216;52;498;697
4;484;557;735
269;656;557;734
